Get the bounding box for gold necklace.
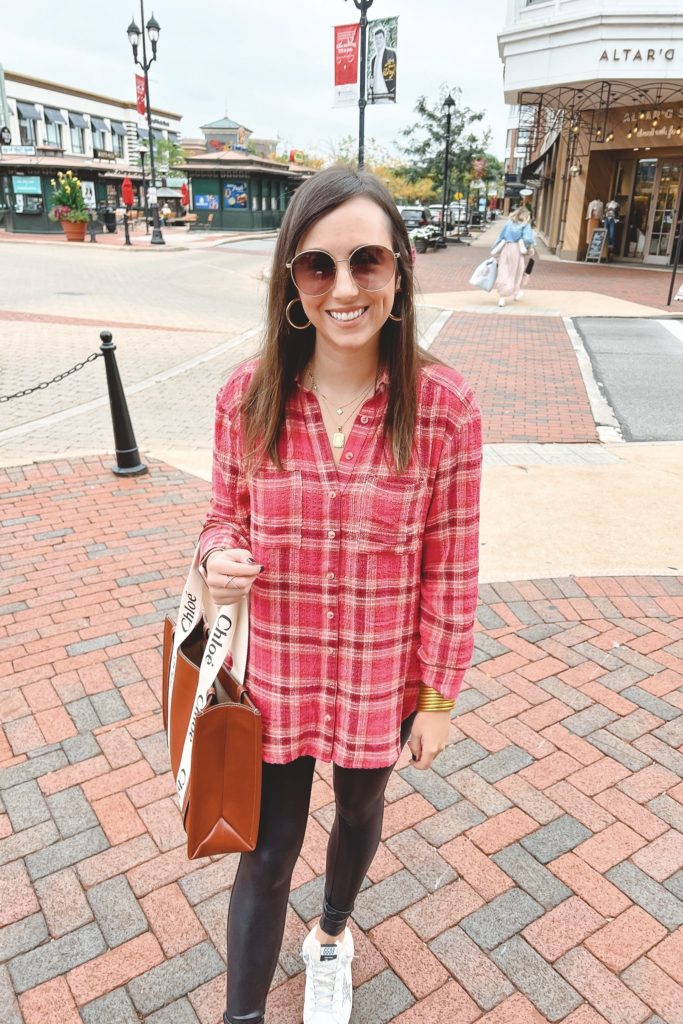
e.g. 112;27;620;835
308;369;376;449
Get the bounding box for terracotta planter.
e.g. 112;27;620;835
60;220;87;242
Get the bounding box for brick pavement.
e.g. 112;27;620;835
2;457;682;1023
430;313;597;444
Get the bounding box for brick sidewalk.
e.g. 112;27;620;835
2;458;682;1023
430;313;597;444
415;232;679;312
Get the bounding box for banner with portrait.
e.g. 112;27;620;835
333;23;360;108
367;17;398;105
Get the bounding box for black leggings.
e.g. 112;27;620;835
224;712;416;1024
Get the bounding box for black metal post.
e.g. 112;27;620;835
139;150;149;235
129;0;164;244
99;330;148;476
350;0;374;169
123;208;132;247
667;188;683;305
88;210;98;243
439;95;455;247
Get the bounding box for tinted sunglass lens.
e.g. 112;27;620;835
292;251;336;294
349;245;395;290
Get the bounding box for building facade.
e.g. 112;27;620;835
0;67;182;233
178;116;314;231
498;0;683;263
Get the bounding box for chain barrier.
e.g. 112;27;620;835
0;352;102;403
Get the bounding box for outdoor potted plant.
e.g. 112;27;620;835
410;225;440;254
48;171;89;241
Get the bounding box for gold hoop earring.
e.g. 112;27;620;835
285;298;311;330
387;300;403;323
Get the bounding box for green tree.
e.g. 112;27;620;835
399;85;493;197
152;138;187;173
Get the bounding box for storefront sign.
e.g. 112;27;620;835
600;47;675;63
11;175;41;194
2;144;35;156
80;181;96;208
586;228;607;263
223;182;247;209
94;148;116;160
194;194;219;210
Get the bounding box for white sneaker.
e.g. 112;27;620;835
498;298;506;307
302;926;354;1024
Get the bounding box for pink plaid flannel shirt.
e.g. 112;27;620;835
200;358;482;768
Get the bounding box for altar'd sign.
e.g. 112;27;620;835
600;47;675;63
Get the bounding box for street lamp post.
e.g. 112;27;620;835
138;144;150;235
127;3;164;245
346;0;374;169
439;93;456;247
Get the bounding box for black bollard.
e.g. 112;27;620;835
89;211;98;243
99;330;148;476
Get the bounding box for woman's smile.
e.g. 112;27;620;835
326;306;368;323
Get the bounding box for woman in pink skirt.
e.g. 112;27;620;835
493;207;536;307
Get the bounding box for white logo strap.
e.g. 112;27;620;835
167;544;249;812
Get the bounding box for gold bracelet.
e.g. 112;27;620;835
417;684;455;713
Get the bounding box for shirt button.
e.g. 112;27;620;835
327;571;335;580
329;491;337;499
361;415;369;424
344;452;353;460
325;714;332;723
326;611;334;620
328;530;336;539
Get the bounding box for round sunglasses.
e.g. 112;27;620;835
286;244;399;296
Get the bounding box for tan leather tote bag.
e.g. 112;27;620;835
162;544;262;859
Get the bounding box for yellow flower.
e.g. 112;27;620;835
67;170;73;177
51;178;56;186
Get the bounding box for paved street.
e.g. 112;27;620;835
1;230;683;1023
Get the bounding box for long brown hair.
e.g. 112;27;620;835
243;165;429;472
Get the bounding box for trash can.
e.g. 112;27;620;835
103;207;117;233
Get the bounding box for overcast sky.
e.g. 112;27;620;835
4;0;510;159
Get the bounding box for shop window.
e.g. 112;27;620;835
45;120;62;147
19;117;36;146
112;133;125;158
92;128;106;150
70;126;85;153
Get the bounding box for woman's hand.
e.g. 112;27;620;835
203;548;263;605
407;711;451;770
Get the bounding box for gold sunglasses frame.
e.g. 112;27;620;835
286;244;400;295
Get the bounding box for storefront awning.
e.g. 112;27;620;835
110;122;126;136
90;117;108;132
16;102;39;120
522;132;559;181
68;112;88;129
44;107;66;125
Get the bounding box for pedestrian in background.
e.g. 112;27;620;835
200;165;482;1024
492;206;536;307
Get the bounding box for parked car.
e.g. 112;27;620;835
399;206;434;230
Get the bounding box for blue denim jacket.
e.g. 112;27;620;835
496;221;536;247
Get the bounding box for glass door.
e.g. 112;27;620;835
624;159;657;260
647;162;682;265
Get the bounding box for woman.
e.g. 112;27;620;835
200;165;482;1024
493;206;536;307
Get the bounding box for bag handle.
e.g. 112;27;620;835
167;543;249;812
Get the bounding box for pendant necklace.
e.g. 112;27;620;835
307;369;377;449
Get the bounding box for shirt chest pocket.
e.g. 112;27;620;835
250;470;303;549
356;471;428;554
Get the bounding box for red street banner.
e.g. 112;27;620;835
333;24;360;108
135;75;146;115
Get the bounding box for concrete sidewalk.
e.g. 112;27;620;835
1;458;683;1024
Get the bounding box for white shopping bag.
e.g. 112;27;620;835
469;257;498;293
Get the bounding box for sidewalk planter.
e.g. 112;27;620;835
60;220;87;242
